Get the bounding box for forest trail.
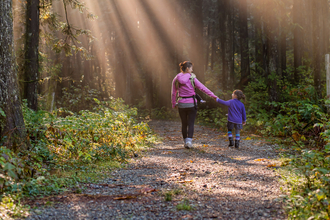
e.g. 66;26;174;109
25;120;286;220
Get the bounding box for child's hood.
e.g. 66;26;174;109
176;73;191;84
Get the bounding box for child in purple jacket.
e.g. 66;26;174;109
214;90;246;149
171;61;217;149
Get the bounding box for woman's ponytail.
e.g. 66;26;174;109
179;61;193;72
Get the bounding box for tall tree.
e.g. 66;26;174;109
190;0;205;83
0;0;28;150
322;0;329;55
210;21;217;71
219;0;228;90
293;0;304;83
238;0;250;88
227;0;234;88
253;0;265;76
205;22;211;70
23;0;40;111
312;0;322;98
265;0;279;102
279;0;287;79
302;0;313;60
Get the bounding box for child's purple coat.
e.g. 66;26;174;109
216;98;246;124
171;73;217;108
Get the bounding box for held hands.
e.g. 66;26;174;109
213;97;218;101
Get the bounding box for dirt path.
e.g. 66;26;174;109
25;120;286;220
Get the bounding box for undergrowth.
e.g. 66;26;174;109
0;97;156;218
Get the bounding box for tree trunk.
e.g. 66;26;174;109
219;0;228;91
23;0;39;111
205;22;211;71
312;1;322;98
226;0;234;89
322;0;329;55
279;0;287;79
293;0;303;83
190;0;204;83
303;0;313;61
254;1;264;76
0;0;28;150
239;0;250;88
265;0;279;102
210;22;216;71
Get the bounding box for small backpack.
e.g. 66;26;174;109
175;73;201;109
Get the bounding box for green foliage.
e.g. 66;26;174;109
58;85;103;112
38;98;152;166
164;188;182;201
176;198;193;211
164;192;172;201
39;0;96;57
0;147;25;193
197;107;227;129
244;69;327;138
0;107;5;138
282;147;330;219
0;97;155;218
0;194;29;218
0;107;5;117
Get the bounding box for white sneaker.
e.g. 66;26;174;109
184;138;188;148
185;138;193;149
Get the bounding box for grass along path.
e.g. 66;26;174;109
23;120;286;220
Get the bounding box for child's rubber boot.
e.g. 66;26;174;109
228;137;234;147
235;140;240;149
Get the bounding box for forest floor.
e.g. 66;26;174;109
22;120;287;220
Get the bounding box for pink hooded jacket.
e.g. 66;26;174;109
171;73;217;108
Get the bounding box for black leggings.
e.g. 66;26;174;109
178;107;197;139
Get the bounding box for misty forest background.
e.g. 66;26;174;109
1;0;330;218
10;0;330;113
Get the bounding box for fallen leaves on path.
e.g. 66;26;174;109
113;195;138;200
254;158;269;162
267;164;277;168
177;180;193;183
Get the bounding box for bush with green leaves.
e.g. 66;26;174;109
243;82;328;139
0;97;154;201
39;98;152;166
283;146;330;219
197;107;226;128
58;84;103;112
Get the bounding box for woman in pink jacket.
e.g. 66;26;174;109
171;61;217;149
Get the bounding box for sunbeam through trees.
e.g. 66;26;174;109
1;0;330;219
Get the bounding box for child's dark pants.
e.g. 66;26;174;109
227;122;243;139
179;107;197;139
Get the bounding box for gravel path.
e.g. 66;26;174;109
24;120;286;220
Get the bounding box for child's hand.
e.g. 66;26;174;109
213;97;218;101
243;122;246;125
